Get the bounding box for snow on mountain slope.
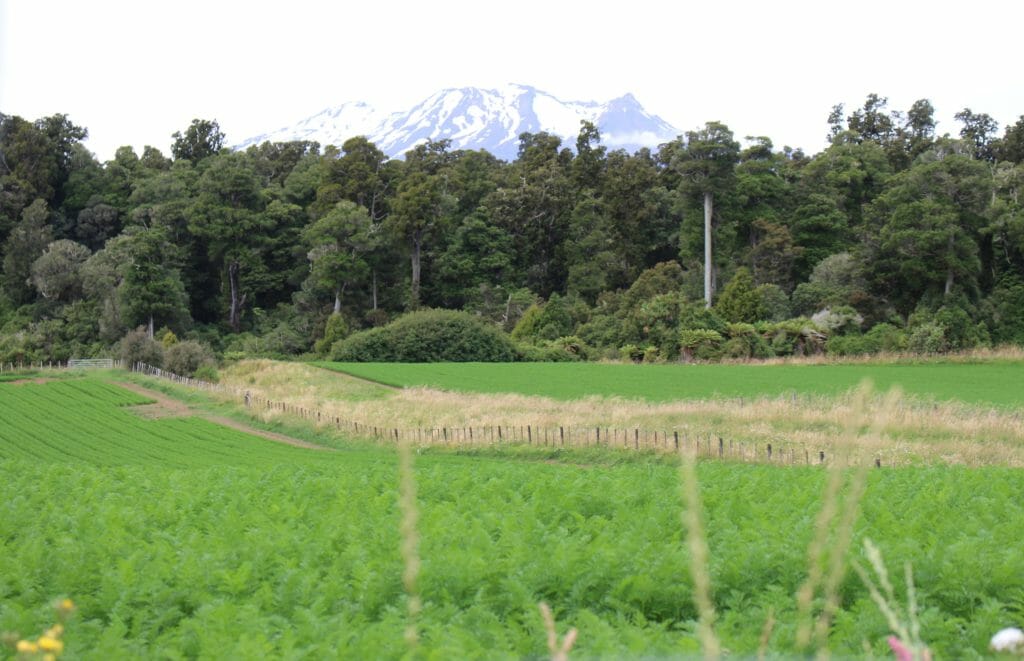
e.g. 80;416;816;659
236;84;680;160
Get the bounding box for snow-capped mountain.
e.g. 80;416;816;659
238;84;680;161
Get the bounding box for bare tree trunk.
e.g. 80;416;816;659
503;293;513;330
228;261;246;332
333;287;342;315
410;232;422;309
147;315;154;340
372;269;378;311
704;191;714;308
944;234;955;296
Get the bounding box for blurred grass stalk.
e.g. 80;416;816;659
679;446;721;659
397;436;421;648
683;380;906;659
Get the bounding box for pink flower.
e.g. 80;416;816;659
888;636;913;661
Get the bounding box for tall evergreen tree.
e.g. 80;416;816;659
671;122;740;306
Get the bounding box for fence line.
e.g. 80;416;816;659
0;359;124;372
125;362;882;467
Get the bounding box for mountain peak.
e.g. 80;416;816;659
237;85;679;160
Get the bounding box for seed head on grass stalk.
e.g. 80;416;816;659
678;447;720;660
397;437;421;649
853;538;931;661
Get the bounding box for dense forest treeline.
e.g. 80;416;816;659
1;93;1023;365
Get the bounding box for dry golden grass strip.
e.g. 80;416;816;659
217;361;1024;466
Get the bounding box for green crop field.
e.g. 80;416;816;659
320;359;1024;406
2;376;1022;658
0;380;337;468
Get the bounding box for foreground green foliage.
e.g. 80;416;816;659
320;359;1024;407
1;378;1023;657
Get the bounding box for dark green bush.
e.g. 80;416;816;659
723;323;774;359
825;333;874;356
330;309;516;362
985;275;1024;344
516;341;582;362
864;322;907;352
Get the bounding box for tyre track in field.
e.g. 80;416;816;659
113;381;333;452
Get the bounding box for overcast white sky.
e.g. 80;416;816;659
2;0;1022;160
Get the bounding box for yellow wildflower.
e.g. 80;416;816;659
44;655;57;661
56;598;75;613
16;639;39;653
45;624;64;638
37;635;64;653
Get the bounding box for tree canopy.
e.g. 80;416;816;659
2;98;1024;362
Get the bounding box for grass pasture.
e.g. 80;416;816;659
319;359;1024;407
3;367;1024;658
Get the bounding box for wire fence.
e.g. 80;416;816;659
0;359;126;372
128;362;881;467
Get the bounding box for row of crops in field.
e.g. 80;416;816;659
2;377;1023;657
319;359;1024;407
0;380;338;468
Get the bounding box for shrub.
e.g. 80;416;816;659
678;303;728;335
119;327;164;368
907;322;947;354
679;328;723;362
516;342;582;363
826;334;873;356
314;313;350;356
510;293;587;342
715;267;763;323
761;319;826;357
164;340;216;377
864;322;907;353
261;322;309;356
811;306;864;334
619;344;644;363
756;284;791;322
985;275;1024;344
510;303;543;341
330;309;516;362
723;323;773;359
159;329;178;348
933;306;987;350
193;364;219;383
551;335;589;360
